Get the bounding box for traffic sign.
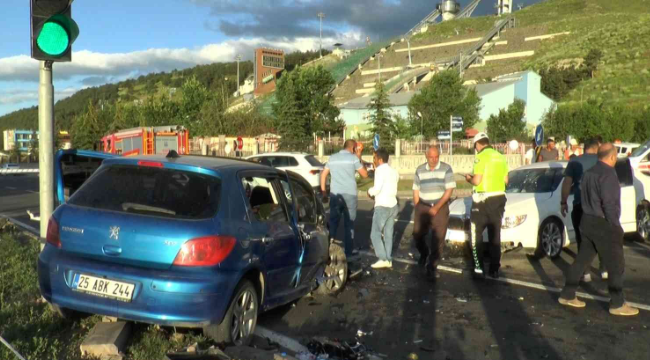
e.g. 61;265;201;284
535;125;544;146
237;136;244;150
438;130;451;140
373;134;380;150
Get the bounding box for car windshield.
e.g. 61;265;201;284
305;155;323;167
506;168;562;194
630;139;650;158
68;165;221;219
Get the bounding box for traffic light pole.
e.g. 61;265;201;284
449;114;453;156
38;60;55;242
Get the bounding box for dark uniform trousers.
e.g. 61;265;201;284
571;204;604;266
413;202;449;270
560;214;626;308
470;195;507;273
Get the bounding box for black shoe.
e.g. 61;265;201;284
488;270;500;279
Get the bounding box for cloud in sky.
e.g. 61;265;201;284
0;33;361;84
0;87;79;106
192;0;437;40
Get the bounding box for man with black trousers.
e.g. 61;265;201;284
560;137;607;282
559;143;638;316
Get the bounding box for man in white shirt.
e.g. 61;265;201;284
367;148;400;269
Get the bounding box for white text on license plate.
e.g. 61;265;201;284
74;274;134;302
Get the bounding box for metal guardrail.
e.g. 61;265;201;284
457;0;483;18
0;169;39;175
405;9;442;37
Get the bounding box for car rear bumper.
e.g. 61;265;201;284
38;246;238;327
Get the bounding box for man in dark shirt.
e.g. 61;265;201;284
560;138;606;282
558;144;638;316
537;138;559;162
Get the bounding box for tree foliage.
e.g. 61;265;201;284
408;70;480;139
541;100;643;143
486;99;528;143
538;49;603;101
273;65;343;147
369;82;393;147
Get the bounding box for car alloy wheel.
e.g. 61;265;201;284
204;280;258;346
318;243;348;295
540;220;563;258
637;205;650;242
230;288;257;345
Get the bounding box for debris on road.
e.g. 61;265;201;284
407;353;419;360
358;288;370;299
357;329;373;337
455;297;468;303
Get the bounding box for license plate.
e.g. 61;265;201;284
73;274;135;302
446;229;468;242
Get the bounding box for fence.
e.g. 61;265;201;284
400;139;530;156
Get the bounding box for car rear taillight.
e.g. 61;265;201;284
46;218;61;248
138;161;164;168
172;236;236;267
310;169;321;175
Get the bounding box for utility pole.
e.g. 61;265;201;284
449;114;453;156
459;52;463;78
407;39;412;66
236;54;242;96
318;12;325;58
378;53;382;82
39;61;55;239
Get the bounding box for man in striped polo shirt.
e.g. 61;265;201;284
413;146;456;281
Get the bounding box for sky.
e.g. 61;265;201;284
0;0;542;117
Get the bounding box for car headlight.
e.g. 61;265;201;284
502;215;527;229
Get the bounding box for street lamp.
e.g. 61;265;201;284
235;54;242;96
317;12;325;58
417;112;423;151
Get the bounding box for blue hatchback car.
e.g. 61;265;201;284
38;150;347;345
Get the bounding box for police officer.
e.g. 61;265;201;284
465;133;509;278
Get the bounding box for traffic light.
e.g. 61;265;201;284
31;0;79;62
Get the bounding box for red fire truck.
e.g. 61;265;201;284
101;126;190;156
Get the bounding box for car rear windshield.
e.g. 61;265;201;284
305;155;323;167
68;165;221;219
506;168;562;194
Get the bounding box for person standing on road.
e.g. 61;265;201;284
412;146;456;281
321;140;368;260
524;139;537;165
559;144;638;316
564;138;583;160
367;148;400;269
465;133;509;279
538;138;560;162
561;138;607;282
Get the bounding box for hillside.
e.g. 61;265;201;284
327;0;650;109
0;50;325;147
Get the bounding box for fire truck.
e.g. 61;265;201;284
101;126;190;156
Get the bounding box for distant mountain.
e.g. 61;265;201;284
0;49;326;148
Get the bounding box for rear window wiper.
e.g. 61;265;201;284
121;202;176;215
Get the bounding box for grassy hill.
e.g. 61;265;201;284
329;0;650;109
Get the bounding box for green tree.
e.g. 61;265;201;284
486;99;528;143
584;49;603;79
28;136;38;163
10;145;22;163
71;101;108;150
408;70;480;139
632;108;650;143
369;82;393;147
179;76;210;132
393;114;413;139
273;65;341;141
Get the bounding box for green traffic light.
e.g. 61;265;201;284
37;21;70;56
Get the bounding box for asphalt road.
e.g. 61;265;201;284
0;173;40;225
258;198;650;360
4;179;650;359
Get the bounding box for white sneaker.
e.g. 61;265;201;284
581;273;592;283
601;271;608;280
371;260;392;269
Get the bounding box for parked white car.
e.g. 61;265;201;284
246;152;327;191
614;142;640;158
627;139;650;241
445;159;638;258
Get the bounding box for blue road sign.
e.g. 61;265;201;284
535;125;544;146
438;130;451;140
373;134;380;150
